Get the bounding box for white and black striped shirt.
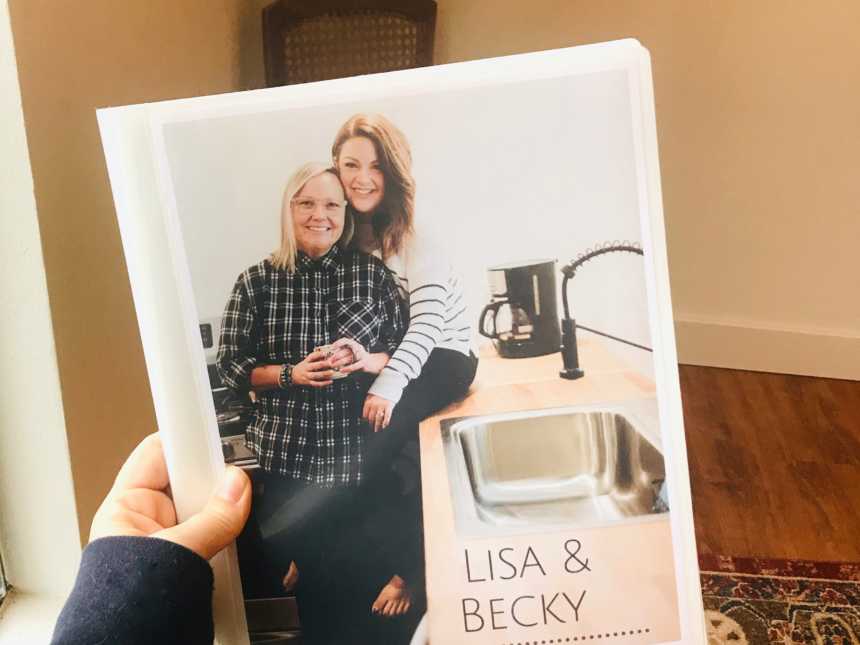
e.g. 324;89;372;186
369;235;473;403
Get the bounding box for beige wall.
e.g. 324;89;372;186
8;0;261;542
9;0;858;542
434;0;860;378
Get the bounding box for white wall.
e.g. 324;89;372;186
434;0;860;380
161;70;655;377
0;0;79;600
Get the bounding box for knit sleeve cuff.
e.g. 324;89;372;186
368;368;409;404
51;536;214;645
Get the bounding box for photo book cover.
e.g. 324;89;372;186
98;40;705;645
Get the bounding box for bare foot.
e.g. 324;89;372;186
371;574;412;617
282;560;299;592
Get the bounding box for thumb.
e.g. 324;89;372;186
156;466;252;561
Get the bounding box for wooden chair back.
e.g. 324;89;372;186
262;0;437;87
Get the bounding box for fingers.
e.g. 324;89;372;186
89;433;176;544
299;350;332;370
364;401;377;430
375;403;393;432
382;402;393;430
329;347;353;368
372;403;386;433
303;357;332;372
362;396;393;432
331;337;359;352
338;357;365;374
365;407;381;431
156;465;251;561
89;489;174;543
304;349;328;363
300;341;368;381
331;338;366;361
304;354;333;370
111;433;170;494
113;487;177;531
304;368;334;388
294;355;335;387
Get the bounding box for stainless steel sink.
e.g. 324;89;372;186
442;403;668;536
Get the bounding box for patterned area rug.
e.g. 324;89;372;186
700;555;860;644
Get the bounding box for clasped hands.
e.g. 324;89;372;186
291;338;394;431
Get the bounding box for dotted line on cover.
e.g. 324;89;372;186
502;627;651;644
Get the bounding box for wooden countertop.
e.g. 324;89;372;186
429;339;656;421
417;339;681;644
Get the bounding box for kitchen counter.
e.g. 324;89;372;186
418;338;680;644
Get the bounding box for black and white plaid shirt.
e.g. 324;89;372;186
216;245;405;486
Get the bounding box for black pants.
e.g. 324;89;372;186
254;473;385;644
365;348;478;475
254;348;477;645
361;348;478;623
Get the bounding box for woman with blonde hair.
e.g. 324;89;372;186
217;161;406;644
331;114;478;629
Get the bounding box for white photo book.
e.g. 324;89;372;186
97;39;705;645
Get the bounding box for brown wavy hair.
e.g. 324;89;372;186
331;114;415;260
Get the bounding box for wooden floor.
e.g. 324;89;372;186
680;365;860;563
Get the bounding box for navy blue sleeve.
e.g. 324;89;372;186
51;536;215;645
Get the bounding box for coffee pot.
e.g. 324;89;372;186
479;259;562;358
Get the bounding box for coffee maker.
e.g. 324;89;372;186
479;259;561;358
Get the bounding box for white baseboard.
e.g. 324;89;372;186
674;316;860;381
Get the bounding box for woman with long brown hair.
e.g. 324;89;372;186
330;114;479;629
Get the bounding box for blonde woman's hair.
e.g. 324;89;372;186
271;162;352;271
331;114;415;260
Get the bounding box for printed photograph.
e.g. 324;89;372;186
154;67;681;644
